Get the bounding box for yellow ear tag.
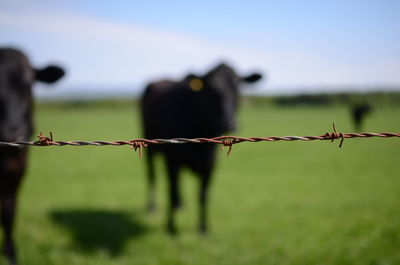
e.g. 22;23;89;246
190;78;203;92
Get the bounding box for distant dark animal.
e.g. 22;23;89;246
0;47;64;264
141;63;262;234
351;102;372;131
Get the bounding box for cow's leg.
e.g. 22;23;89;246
198;170;212;234
166;161;180;235
1;148;27;265
1;192;18;265
197;146;216;235
354;115;361;131
145;149;156;213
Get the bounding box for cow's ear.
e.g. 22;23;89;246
35;65;65;83
242;73;262;83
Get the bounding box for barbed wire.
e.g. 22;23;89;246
0;124;399;157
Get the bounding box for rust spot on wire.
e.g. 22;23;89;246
130;140;147;158
323;123;345;148
221;138;236;156
36;132;54;146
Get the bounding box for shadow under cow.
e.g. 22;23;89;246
50;209;148;256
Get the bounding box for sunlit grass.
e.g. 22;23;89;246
2;101;399;265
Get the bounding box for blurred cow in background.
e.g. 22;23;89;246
351;102;372;131
0;47;65;265
141;63;262;234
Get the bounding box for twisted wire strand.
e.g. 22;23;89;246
0;133;399;148
0;126;399;154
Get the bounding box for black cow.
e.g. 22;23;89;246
141;63;262;234
351;102;372;131
0;47;64;264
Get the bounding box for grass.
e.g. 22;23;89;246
2;101;400;265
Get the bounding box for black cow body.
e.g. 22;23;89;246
141;63;262;234
351;103;372;131
0;47;64;264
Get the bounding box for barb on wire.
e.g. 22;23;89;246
323;123;344;148
221;138;236;156
129;140;147;158
0;124;399;158
36;132;54;146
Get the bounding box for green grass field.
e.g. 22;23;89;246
3;101;400;265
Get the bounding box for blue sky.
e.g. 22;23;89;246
1;0;399;96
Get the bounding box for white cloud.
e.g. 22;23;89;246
0;6;254;82
1;4;399;95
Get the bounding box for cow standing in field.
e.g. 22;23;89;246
351;102;372;131
0;47;64;264
141;63;262;234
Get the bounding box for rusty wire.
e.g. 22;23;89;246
0;124;399;157
0;124;400;157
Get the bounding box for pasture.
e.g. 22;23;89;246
3;100;400;265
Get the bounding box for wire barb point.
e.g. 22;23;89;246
130;140;147;158
36;132;54;146
221;139;235;156
323;123;344;148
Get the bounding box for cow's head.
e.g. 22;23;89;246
187;63;262;135
0;48;65;141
